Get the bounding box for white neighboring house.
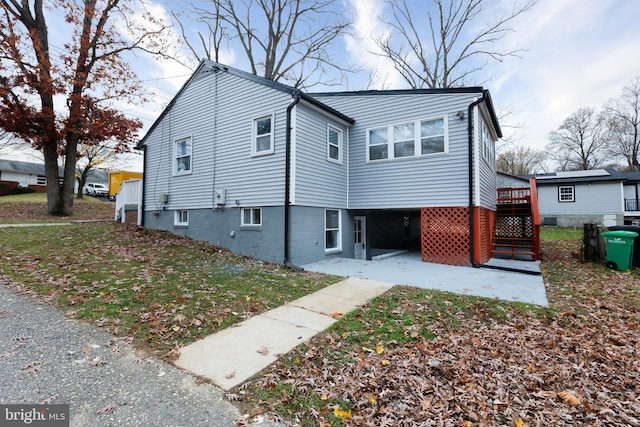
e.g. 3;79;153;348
0;159;108;195
531;169;640;227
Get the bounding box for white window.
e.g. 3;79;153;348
37;175;46;185
175;210;189;226
241;208;262;226
367;116;447;162
478;120;495;166
253;114;274;155
327;125;342;163
174;137;192;175
558;186;575;202
325;209;341;252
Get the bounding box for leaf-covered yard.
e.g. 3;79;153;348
236;239;640;427
0;200;638;426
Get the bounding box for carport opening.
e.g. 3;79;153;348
366;210;422;260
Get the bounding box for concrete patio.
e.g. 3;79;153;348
301;252;548;306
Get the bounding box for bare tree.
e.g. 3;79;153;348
177;0;352;88
0;129;13;153
376;0;535;89
496;145;546;176
547;107;609;171
75;141;120;199
604;77;640;171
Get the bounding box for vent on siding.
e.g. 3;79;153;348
543;217;557;226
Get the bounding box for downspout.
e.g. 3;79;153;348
468;96;485;268
284;92;301;265
140;145;147;227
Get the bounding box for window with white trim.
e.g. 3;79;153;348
558;186;575;202
175;210;189;226
241;208;262;226
253;114;274;155
325;209;341;252
37;175;46;185
174;137;192;175
327;125;342;162
367;116;448;161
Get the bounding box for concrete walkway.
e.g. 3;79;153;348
175;278;394;390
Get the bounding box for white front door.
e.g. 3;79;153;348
354;216;366;260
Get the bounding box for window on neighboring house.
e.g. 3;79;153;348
175;210;189;226
253;114;274;155
174;136;192;175
327;125;342;162
558;185;575;202
37;175;46;185
325;209;341;252
367;116;447;161
241;207;262;226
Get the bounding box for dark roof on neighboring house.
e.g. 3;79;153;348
526;169;640;185
0;158;108;181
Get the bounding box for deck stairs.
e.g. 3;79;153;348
493;182;541;261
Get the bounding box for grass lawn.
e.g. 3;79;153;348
0;193;114;223
0;222;338;359
1;201;638;426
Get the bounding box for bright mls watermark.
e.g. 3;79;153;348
0;405;69;426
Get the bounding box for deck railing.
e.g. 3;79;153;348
114;179;143;225
626;198;640;211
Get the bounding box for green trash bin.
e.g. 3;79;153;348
601;230;638;271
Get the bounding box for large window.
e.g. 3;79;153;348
174;137;192;175
367;116;447;161
325;209;341;252
558;185;575;202
241;207;262;226
174;210;189;226
253;114;274;155
327;125;342;163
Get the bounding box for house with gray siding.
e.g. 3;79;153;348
532;169;640;226
137;60;502;267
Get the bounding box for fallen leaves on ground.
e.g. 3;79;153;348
239;240;640;426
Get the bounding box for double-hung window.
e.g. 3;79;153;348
174;136;192;175
241;207;262;226
367;116;447;161
253;114;274;155
558;186;575;202
325;209;341;252
327;125;342;163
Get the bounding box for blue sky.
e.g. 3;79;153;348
4;0;640;171
144;0;640;150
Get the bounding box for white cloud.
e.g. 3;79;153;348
342;0;407;90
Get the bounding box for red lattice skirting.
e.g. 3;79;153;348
473;206;495;264
421;207;495;266
421;207;470;266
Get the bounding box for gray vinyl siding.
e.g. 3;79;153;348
143;69;292;212
537;182;624;216
292;103;348;207
314;92;481;209
477;110;497;210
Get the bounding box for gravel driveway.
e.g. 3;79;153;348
0;281;280;427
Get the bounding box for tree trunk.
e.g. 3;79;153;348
583;223;605;262
43;141;64;215
61;134;79;216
